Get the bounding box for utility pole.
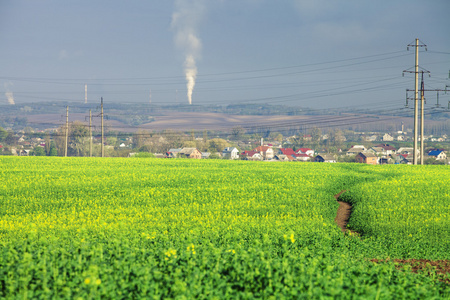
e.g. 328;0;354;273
101;97;104;158
404;39;427;165
406;84;448;163
89;109;92;157
64;106;69;157
413;39;419;165
420;73;425;165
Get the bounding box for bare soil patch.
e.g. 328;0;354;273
371;259;450;284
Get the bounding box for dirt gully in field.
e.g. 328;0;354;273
333;191;450;284
334;190;358;235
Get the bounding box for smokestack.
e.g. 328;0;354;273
85;84;87;104
4;82;15;105
149;89;152;104
172;0;205;105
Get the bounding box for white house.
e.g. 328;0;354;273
346;145;366;156
427;150;447;160
397;147;415;155
253;146;274;160
296;148;314;157
382;134;394;141
222;147;239;160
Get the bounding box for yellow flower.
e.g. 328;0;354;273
84;278;91;285
165;249;177;259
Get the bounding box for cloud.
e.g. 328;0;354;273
58;49;69;60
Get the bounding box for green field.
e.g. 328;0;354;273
0;157;449;298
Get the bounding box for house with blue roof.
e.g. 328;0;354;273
427;150;447;160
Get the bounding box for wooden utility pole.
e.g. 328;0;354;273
64;106;69;157
101;97;104;158
89;109;93;157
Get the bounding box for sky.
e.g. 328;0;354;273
1;0;450;111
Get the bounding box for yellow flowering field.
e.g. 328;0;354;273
0;157;448;298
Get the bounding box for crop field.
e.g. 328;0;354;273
0;157;449;298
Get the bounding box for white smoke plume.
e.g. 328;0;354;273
4;82;15;105
172;0;205;105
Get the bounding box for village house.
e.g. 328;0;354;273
365;135;378;142
166;148;182;158
382;133;394;142
392;154;412;164
253;146;274;160
355;152;378;165
20;149;31;156
369;144;396;157
296;148;314;157
346;145;366;156
314;154;336;163
274;154;294;161
427;150;447;160
377;144;396;154
303;134;312;141
277;148;296;159
240;150;262;161
293;153;311;162
397;147;414;155
179;148;202;159
222;147;239;160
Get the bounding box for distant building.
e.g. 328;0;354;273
382;134;394;141
179;148;202;159
277;148;296;159
355;152;378;165
167;148;182;158
427;150;447;160
346;145;366;156
274;154;294;161
397;147;414;155
241;150;262;160
392;154;412;164
296;148;314;157
369;144;396;157
253;146;274;160
293;153;312;161
314;154;336;163
222;147;239;160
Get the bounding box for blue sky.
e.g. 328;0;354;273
1;0;449;110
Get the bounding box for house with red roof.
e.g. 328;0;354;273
393;153;412;164
253;146;274;160
374;144;397;155
241;150;262;160
296;148;314;157
277;148;296;158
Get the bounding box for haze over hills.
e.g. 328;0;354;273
1;102;449;136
